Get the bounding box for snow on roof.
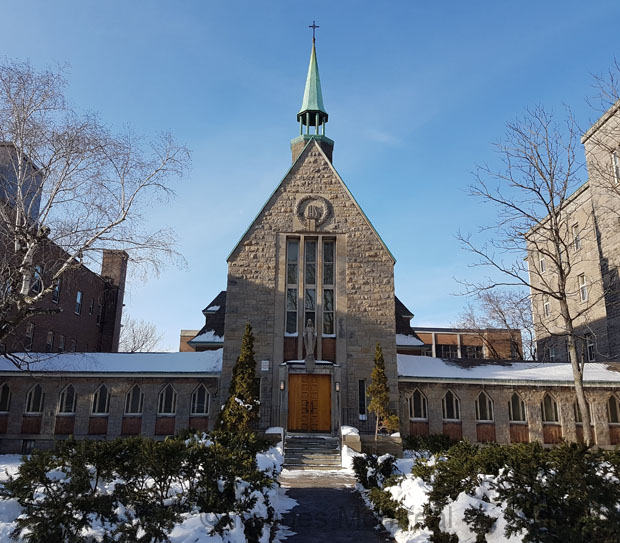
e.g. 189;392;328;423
189;330;224;344
0;350;223;375
397;354;620;385
205;305;220;312
396;334;425;347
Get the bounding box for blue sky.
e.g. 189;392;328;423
2;1;619;349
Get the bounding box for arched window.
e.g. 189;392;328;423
442;390;460;421
508;393;526;422
191;385;209;415
158;384;176;415
25;384;44;414
125;385;144;415
475;391;494;422
0;383;11;412
573;400;592;424
58;385;76;414
92;385;110;414
408;388;428;420
541;393;559;423
608;395;620;424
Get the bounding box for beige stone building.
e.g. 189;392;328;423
527;99;620;363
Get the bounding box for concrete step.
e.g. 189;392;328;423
284;433;343;470
283;464;343;471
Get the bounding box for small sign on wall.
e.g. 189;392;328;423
261;360;270;372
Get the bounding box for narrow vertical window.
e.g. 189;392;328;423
285;239;299;335
158;384;177;415
613;150;620;184
585;334;595;362
608;395;620;424
51;278;61;303
572;224;581;250
24;323;35;351
70;339;76;352
574;401;591;424
31;265;42;293
88;298;94;315
58;385;76;414
547;345;556;362
578;274;588;302
75;290;83;315
541;393;559;423
304;240;316;328
0;383;11;412
408;389;428;420
442;390;461;420
539;256;546;273
125;385;144;414
358;379;367;418
191;384;209;415
322;240;335;335
25;384;44;414
543;297;550;318
92;385;110;414
509;393;526;422
96;303;103;325
475;391;494;421
45;331;54;353
57;335;65;353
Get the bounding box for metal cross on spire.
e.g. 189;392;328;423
309;21;319;42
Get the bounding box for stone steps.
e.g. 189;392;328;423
284;434;342;470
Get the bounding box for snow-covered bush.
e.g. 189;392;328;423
0;431;280;543
352;453;397;489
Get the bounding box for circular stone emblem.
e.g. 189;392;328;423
295;195;333;227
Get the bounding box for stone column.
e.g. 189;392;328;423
493;388;511;444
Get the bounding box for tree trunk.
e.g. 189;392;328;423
561;299;594;444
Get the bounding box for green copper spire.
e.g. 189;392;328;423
291;23;334;163
298;42;328;120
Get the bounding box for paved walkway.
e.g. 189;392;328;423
278;469;394;543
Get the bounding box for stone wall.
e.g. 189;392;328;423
0;375;218;454
399;381;619;447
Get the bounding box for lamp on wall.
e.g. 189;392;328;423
335;381;340;392
280;380;285;391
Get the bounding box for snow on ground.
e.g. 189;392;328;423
360;452;524;543
0;443;296;543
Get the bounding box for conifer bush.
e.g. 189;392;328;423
218;323;261;432
0;431;277;543
367;343;399;441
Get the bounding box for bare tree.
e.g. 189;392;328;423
0;59;189;365
457;105;605;443
456;290;535;361
119;315;163;352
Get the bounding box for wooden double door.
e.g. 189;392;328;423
287;374;331;432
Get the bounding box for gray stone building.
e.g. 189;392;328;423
527;99;620;363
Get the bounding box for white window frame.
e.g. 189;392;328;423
125;384;144;415
541;393;560;423
578;274;588;302
58;335;65;353
543;297;550;318
58;384;77;414
158;384;177;415
547;345;556;362
408;388;428;421
45;330;54;353
51;278;61;303
24;323;35;351
475;391;494;422
442;390;461;421
190;384;210;415
31;265;42;294
539;256;546;274
613;150;620;184
508;392;527;422
0;383;11;412
91;384;110;415
585;334;595;362
25;384;44;414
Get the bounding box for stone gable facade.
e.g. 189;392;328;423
222;140;397;432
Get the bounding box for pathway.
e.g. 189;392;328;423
278;469;394;543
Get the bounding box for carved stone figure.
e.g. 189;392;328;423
304;318;317;360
